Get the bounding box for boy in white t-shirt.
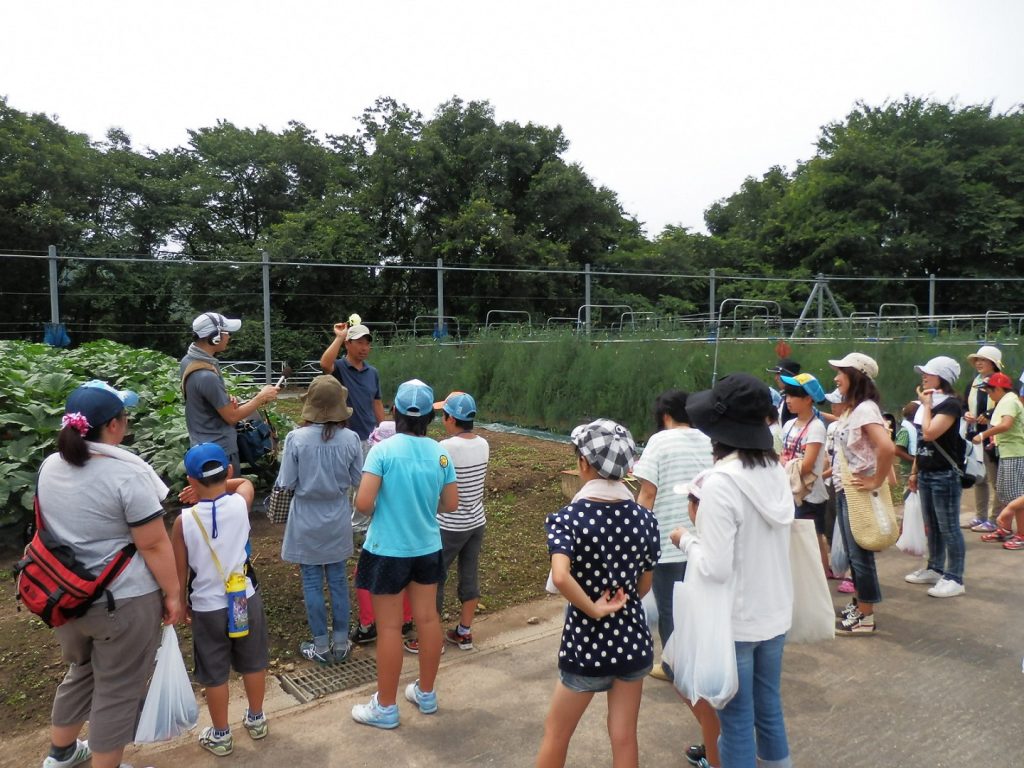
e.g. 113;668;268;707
781;373;830;573
433;391;489;650
171;443;269;757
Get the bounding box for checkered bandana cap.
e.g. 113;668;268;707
570;418;637;480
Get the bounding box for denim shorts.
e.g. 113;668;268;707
355;549;444;594
796;499;827;535
559;663;653;693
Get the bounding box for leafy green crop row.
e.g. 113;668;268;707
0;340;292;529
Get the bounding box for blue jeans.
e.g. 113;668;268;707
918;469;965;584
300;562;351;650
836;491;882;603
652;562;687;676
718;634;792;768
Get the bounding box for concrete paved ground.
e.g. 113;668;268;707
10;508;1024;768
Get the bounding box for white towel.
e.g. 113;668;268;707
87;441;170;500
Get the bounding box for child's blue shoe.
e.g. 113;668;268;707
351;693;399;729
404;679;438;714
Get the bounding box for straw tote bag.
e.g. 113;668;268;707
837;444;898;552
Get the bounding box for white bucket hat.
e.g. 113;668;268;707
914;356;961;386
967;345;1003;371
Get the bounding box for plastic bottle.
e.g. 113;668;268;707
226;573;250;638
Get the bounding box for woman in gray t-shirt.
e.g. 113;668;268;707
38;380;180;768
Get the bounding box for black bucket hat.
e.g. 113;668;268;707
686;373;775;451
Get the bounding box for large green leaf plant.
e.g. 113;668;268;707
0;339;293;529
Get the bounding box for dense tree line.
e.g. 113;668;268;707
2;95;1023;359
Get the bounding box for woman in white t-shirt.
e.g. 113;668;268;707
634;389;713;682
829;353;895;635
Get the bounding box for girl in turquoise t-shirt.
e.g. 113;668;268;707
350;379;458;730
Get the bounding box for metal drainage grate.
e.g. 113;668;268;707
278;656;378;703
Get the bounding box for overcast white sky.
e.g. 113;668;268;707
4;1;1023;236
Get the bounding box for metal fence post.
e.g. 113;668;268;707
436;258;444;337
708;268;716;330
816;273;825;337
262;250;272;383
584;263;591;335
48;245;59;325
928;273;937;336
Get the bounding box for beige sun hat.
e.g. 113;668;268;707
967;345;1003;371
301;375;353;423
828;352;879;380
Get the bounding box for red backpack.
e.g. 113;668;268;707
15;495;136;628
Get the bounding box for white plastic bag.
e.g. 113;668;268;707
829;516;848;575
896;491;927;557
135;625;199;743
641;589;658;632
965;441;986;482
787;520;834;644
662;568;737;710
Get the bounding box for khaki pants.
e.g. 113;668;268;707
51;591;163;752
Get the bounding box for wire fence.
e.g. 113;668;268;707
4;248;1024;378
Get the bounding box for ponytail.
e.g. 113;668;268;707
58;426;93;467
57;414;119;467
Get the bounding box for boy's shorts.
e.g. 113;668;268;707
559;663;653;693
192;591;270;686
355;549;444;594
440;524;485;601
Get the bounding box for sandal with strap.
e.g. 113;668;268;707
1003;536;1024;551
981;527;1013;542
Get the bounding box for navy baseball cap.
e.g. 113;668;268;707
184;443;230;479
64;379;139;429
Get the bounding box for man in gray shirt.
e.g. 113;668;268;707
179;312;279;474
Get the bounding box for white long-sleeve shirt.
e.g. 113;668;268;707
677;454;794;642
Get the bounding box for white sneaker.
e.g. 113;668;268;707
42;741;90;768
905;568;943;584
928;578;965;598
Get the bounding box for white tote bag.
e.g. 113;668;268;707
663;568;738;710
787;519;835;644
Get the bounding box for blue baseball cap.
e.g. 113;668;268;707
64;379;139;429
184;443;230;479
780;373;826;403
394;379;434;416
435;391;478;421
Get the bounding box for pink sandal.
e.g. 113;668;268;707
837;579;855;593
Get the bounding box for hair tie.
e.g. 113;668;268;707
61;412;91;437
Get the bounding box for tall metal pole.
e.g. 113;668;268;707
816;273;825;337
262;250;272;383
436;258;444;338
48;245;59;325
928;273;936;322
584;263;592;335
708;268;716;332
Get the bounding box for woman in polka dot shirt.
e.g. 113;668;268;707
536;419;660;768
